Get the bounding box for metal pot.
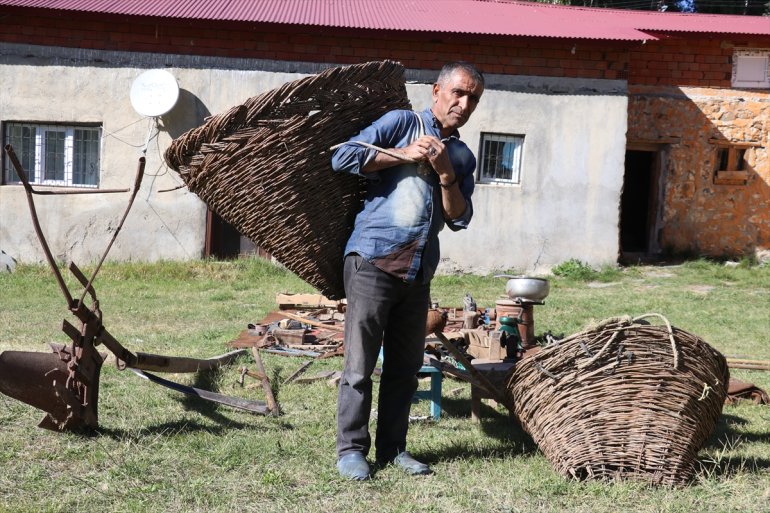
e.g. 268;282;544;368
494;275;550;301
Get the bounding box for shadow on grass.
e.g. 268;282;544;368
707;412;770;446
179;367;246;420
435;398;770;480
96;418;269;441
94;367;293;440
698;411;770;476
418;395;538;465
95;410;294;441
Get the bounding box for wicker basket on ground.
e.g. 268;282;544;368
164;61;412;299
507;314;729;486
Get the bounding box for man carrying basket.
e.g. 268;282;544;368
331;61;484;480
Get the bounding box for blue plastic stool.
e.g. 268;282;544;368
378;348;443;420
414;363;443;420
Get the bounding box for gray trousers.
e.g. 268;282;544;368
336;254;430;461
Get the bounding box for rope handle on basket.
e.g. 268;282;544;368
535;313;679;380
632;313;679;369
329;141;417;163
330;113;425;165
576;313;678;370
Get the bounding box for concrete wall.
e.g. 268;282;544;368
1;43;628;276
433;76;628;275
1;48;200;263
0;44;316;264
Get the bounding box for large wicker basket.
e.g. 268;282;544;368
507;314;729;486
164;61;412;299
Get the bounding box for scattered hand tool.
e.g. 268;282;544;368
251;347;280;415
726;357;770;371
282;360;315;385
280;311;344;332
132;369;270;414
434;332;511;409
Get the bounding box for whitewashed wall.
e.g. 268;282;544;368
430;76;628;275
0;43;627;276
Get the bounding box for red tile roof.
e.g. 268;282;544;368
1;0;768;41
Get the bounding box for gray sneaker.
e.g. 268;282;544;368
391;451;432;476
337;453;371;481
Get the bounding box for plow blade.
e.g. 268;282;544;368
0;349;102;432
131;369;270;415
130;349;249;373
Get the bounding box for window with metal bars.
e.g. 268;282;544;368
3;122;101;187
477;133;524;184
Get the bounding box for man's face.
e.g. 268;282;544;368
431;69;484;135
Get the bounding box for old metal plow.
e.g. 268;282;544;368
0;144;271;433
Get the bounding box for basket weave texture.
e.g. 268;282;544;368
507;315;729;486
164;61;412;299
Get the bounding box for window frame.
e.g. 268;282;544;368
732;49;770;89
3;122;102;188
710;138;760;186
476;132;525;185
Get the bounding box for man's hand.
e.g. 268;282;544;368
362;135;456;188
411;136;466;220
361;135;448;175
359;134;466;219
405;136;457;187
401;135;441;162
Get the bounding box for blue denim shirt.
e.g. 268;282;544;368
331;108;475;283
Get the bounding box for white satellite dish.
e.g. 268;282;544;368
130;69;180;117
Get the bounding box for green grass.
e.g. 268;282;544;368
1;258;769;513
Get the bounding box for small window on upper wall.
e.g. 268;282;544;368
711;140;759;185
732;49;770;89
478;133;524;185
2;122;101;187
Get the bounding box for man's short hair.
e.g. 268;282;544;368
436;62;485;88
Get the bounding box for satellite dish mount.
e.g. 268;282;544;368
130;69;180;118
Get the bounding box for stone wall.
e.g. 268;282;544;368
628;85;770;257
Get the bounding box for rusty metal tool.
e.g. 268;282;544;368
282;360;314;385
131;369;269;414
262;347;322;358
434;332;511;409
0;345;106;431
131;349;250;373
0;144;273;431
239;367;269;384
280;311;345;332
251;347;280;415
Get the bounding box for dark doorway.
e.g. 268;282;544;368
205;210;241;258
205;210;261;259
620;149;661;262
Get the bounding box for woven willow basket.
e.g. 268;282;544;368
507;314;729;486
165;61;412;299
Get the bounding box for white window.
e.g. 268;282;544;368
3;123;101;187
732;50;770;89
478;133;524;184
